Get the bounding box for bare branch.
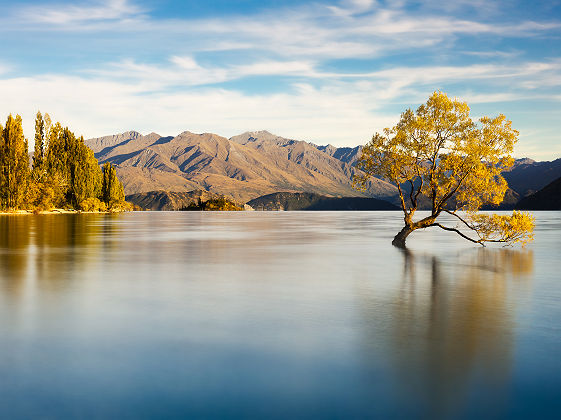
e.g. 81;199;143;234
436;166;473;210
396;183;408;218
429;223;485;246
408;179;415;208
443;209;478;232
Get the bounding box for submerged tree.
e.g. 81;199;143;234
354;92;534;248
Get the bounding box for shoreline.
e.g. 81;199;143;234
0;209;127;215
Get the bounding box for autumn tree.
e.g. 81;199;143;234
25;111;56;211
354;92;534;248
44;125;103;208
0;115;29;209
102;162;126;207
33;111;45;175
0;111;129;212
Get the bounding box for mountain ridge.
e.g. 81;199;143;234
86;130;398;203
86;129;559;208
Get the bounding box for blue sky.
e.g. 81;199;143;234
0;0;560;159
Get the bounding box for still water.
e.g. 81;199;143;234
0;211;559;419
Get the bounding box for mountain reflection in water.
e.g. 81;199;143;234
0;212;557;419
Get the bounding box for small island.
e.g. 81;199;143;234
181;196;244;211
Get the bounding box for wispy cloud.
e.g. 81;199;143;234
0;73;395;147
87;55;561;102
11;0;560;58
1;66;558;159
1;0;560;160
20;0;144;25
0;63;10;75
327;0;377;17
89;57;321;90
173;6;560;60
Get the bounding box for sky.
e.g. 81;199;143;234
0;0;560;160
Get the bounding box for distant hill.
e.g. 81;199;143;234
247;192;399;211
314;144;362;165
86;130;142;154
480;188;521;210
515;176;561;210
86;130;397;203
503;158;561;197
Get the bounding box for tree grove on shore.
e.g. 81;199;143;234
354;91;534;248
0;112;130;212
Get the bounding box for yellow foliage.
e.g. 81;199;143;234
24;180;56;211
354;91;534;247
467;211;535;247
107;200;133;212
79;197;108;212
0;111;131;213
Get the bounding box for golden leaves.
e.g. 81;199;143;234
354;91;534;246
467;211;535;247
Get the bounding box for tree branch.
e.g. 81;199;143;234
396;183;408;218
429;223;485;246
443;209;478;232
408;179;415;208
436;167;473;210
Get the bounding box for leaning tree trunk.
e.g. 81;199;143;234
392;225;415;248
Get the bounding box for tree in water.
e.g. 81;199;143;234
0;115;29;209
354;92;534;248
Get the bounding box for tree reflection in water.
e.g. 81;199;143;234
0;214;105;296
390;247;534;418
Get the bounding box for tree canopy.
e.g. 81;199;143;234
354;91;534;248
0;112;130;212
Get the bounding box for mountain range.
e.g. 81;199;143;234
85;130;561;209
85;130;396;203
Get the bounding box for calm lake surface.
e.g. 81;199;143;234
0;211;559;419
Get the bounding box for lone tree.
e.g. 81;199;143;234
354;92;534;248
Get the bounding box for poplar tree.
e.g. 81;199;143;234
33;111;45;175
0;121;3;207
102;162;125;205
44;126;104;207
0;115;29;209
0;112;128;212
71;136;103;205
43;114;52;150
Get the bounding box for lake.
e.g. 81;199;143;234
0;211;559;419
